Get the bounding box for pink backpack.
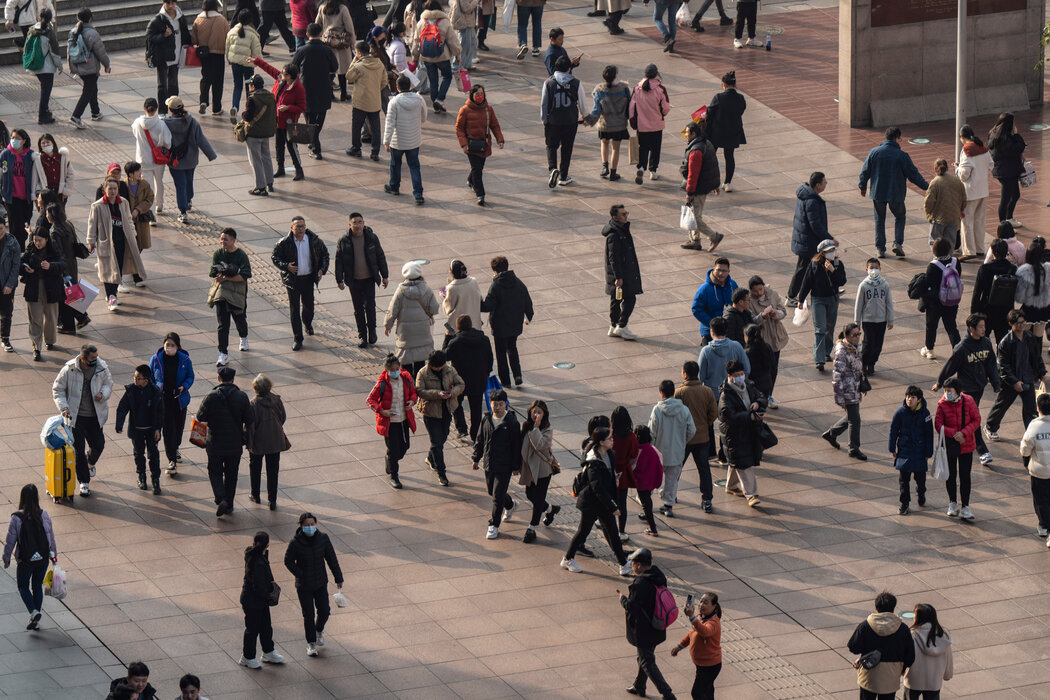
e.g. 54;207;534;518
651;585;679;630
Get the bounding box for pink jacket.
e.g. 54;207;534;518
290;0;317;32
629;78;670;133
633;443;663;491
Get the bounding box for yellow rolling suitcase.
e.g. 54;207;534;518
45;444;75;503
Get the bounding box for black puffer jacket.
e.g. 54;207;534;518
989;132;1026;180
241;550;276;609
334;227;388;287
481;270;534;338
575;453;618;514
108;677;157;700
718;378;767;469
196;382;251;455
445;328;494;396
622;565;667;648
284;528;343;590
603;219;642;296
145;9;191;66
271;229;331;289
473;411;521;472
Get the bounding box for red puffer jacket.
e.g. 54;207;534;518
253;57;306;127
366;369;418;436
934;393;981;454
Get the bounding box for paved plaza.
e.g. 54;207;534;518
1;1;1050;698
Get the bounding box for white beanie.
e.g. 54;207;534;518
402;262;422;280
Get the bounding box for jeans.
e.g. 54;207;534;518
207;450;241;507
637;130;662;172
162;398;186;463
72;415;105;484
685;441;712;500
246;136;274;189
424;60;453;104
130;427;161;482
423;414;451;475
242;605;274;659
296;585;330;643
36;72;54;120
199;54;225;111
285;276;315;342
305;110;328;154
1032;476;1050;531
168;166;195;214
735;1;757;38
997;177;1020;222
566;508;626;564
72;72;99;119
351;108;381;156
453;391;483;441
860;321;886;372
454;28;477;71
610;291;636;327
544;122;578;178
923;301;960;351
294;34;306;50
385;420;411;475
231;63;254;112
16;560;47;614
389;147;423;198
719;145;736;183
653;1;681;40
215;299;248;353
872;199;906;252
485;469;514;526
987;385;1037;432
156;64;180;114
259;9;295;51
633;645;673;696
1;290;14;339
810;295;837;364
249;452;280;503
467;153;487;197
692;662;722;700
526;475;551;526
828;403;862;451
493;334;521;385
275;128;302;172
899;470;926;505
516;4;543;47
349;278;377;340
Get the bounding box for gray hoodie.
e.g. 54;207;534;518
854;273;895;324
540;70;586;124
648;397;695;468
903;623;952;692
697;338;750;396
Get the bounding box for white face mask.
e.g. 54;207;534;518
824;251;836;261
945;391;958;402
41;145;53;154
868;269;880;279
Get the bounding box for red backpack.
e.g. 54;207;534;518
650;585;678;630
418;19;443;58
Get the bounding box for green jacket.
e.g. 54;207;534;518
245;90;277;139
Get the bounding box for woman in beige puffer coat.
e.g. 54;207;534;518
225;10;262;115
384;262;440;377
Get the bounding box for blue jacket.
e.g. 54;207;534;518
791;183;828;256
888;399;933;473
691;270;738;337
149;347;195;410
697;338;750;397
858;140;928;202
0;146;37;204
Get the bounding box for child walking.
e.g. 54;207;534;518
115;364;165;495
632;425;662;536
888;385;933;515
854;257;894;376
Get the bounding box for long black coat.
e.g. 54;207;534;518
240;550;276;609
445;328;494;396
481;271;534;339
603;219;642;296
196;383;251;455
19;243;65;304
718;378;767;469
575;455;618;514
291;39;340;113
334;227;388;287
622;565;668;648
284;528;343;590
705;88;747;149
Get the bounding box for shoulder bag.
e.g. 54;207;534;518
289;122;317;145
467;106;489;154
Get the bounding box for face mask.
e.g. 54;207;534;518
732;375;745;386
868;269;880;279
824;251;836;261
945;392;958;402
302;525;317;536
86;359;98;367
10;139;21;150
41;145;53;154
472;94;484;104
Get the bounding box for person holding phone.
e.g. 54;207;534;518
671;591;722;699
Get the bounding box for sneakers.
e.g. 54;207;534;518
979;452;993;465
648;171;659;181
27;611;41;630
898;503;909;515
486;525;499;539
261;651;285;664
658;505;674;518
946;502;959;517
542;504;560;526
747;495;761;507
79;483;90;497
167;461;178;475
702;499;712;513
107;296;118;312
725;486;744;497
177;213;188;224
1046;534;1050;549
919;347;935;360
959;506;975;521
138;476;147;490
523;528;537;543
548;169;559;188
531;47;540;56
619;562;633;576
306;643;318;657
733;38;743;48
117;282;131;294
892;245;906;257
635;168;644;185
608;325;618;337
69;116;85;129
516;45;528;59
560;557;582;573
1007;218;1022;228
239;337;250;351
767;396;778;409
983;425;1000;442
388;475;403;490
557;177;574;186
785;297;799;308
239;655;262;669
707;232;725;251
216;352;229;367
502;499;516;522
1038;527;1049;538
723;182;733;192
616;326;637;340
619;532;631;544
680;241;704;251
1;338;12;352
315;633;325;647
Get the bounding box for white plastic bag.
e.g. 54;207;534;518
501;0;515;27
1021;160;1037;188
675;2;691;28
680;205;697;231
332;591;348;608
48;565;67;600
791;302;810;327
931;427;948;482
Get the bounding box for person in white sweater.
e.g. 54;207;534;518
902;603;953;699
4;0;54;37
131;97;172;215
440;259;481;347
383;75;428;204
1020;391;1050;546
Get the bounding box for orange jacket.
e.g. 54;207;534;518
680;614;721;667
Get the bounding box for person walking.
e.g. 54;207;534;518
124;163;155;286
515;0;544;58
2;484;57;631
676;360;717;513
746;277;787;406
384;261;439;377
743;324;775;403
889;385;934;515
919;238;963;360
541;55;586;188
208;228;251;366
601;0;630;34
317;0;355;101
52;344;113;497
955;124;992;258
970;239;1016;345
250;57;306;181
611;405;638;542
649;379;695;518
706;71;745;191
520;399;560;543
822;323;867;460
542;27;579;77
650;0;682;51
415;349;464;487
1020;392;1050;546
4;0;53;41
271;215;329;351
681;121;723;252
258;0;296;52
383;74;427;203
335;212;388;347
149;332;194;474
455;84;504;206
367;354;418;489
32;134;73;203
290;0;317;50
162;96;218;223
988;112;1026;228
241;75;278;196
798;239;846;371
448;0;477;72
0;218;20;352
629;64;670;185
923;158;966;253
1013;238;1050;343
476;0;493;49
226;10;262;119
632;425;662;534
19;228;63;361
472;388;522;539
854;258;894;376
604;204;642;340
292;23;338;159
787;172;830;305
984;309;1044;441
284;512;343;657
345;40;387;160
691;259;736;344
246;374;289;510
238;532;286;669
412;0;460;113
191;0;230;116
903;604;953;700
87;179;145;312
131;98;171;214
935;378;981;521
672;591;722;700
689;0;732;31
197;365;251;517
26;8;60;125
146;0;191;116
445;315;492;442
590;65;630;181
847;592;916;700
115;364;165;494
440;259;481;347
621;548;674;700
67;8;111;128
857;126;929;258
1;128;38;251
720;359;766;506
481;255;533;387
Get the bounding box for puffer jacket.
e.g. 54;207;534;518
923;173;966;224
240;550;276;609
648;397;695;468
411;9;461;63
1020;414;1050;479
290;0;317;33
449;0;478;29
196;382;251;455
414;363;464;417
225;23;262;65
445;328;493;396
247;392;289;455
934;392;980;454
27;22;60;75
191;10;230;54
888;398;933;473
19;241;65;304
718;378;766;468
603;218;642;296
284;527;343;589
904;624;953;692
691;270;738;338
384;278;440;365
52;355;114;426
989;132;1026;180
575;449;617;513
847;612;916;695
832;339;864;406
148;346;194;409
115;381;164;432
622;565;668;649
366;368;418;436
68;23;109;76
628;77;670;132
591;80;630;133
481;270;532;338
748;287;789;352
383;90;427;150
1014;262;1050;308
0;231;21;293
345;54;387;113
955;141;991;200
455;97;504;158
791;182;829;257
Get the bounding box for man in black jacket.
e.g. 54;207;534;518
722;287;754;345
292;24;339;159
335;212;388;347
621;548;674;700
986;309;1045;441
604;204;642;341
446;314;494;442
481;256;534;387
970;239;1016;344
115;365;165;495
846;592;915;699
933;312;1001;465
197;366;251;516
108;662;157;700
146;0;191;115
272;216;330;351
284;512;344;657
472;390;521;539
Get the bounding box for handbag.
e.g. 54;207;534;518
537;447;561;475
467;105;489;154
182;45;202;68
289;122;317;145
189;416;208;448
195;44;210;59
267;581;281;606
64;281;85;305
233;120;249;142
859;376;872;394
143;129;171;166
756;420;778;450
931;426;949;481
1021;160;1037;188
323;29;351;49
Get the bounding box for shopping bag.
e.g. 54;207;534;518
66;279;98;314
483;375;508;412
333;591;348;607
455;69;471;93
64;281;84;305
690;105;707;122
791;302;810;327
1021;160;1037;188
501;0;515;27
189;417;208;448
931;427;949;482
675;2;691;27
46;564;67;599
680;205;697;231
181;45;203;68
628;135;639;165
399;68;420;88
1038;380;1048;400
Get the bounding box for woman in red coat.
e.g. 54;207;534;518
366;354;418;489
933;377;981;521
251;57;307;180
611;406;638;542
455;85;504;207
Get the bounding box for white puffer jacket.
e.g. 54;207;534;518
1021;414;1050;479
225;23;261;65
1014;262;1050;309
31;146;74;194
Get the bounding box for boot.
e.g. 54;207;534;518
338;75;348;102
274;160;286;177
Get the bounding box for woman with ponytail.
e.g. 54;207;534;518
68;7;111;128
239;531;285;668
955;124;992;258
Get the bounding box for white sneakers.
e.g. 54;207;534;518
117;282;131;293
560;557;582;573
557;177;574;186
239;337;250;352
238;655;262;669
648;171;659;181
611;325;637;340
1038;526;1049;538
946;502;959;517
262;651;285;664
306;643;318;657
733;38;743;48
216;352;229;367
959;506;975;521
608;325;617;337
919;347;935;360
502;499;516;522
983;425;1000;442
1008;218;1022;228
315;633;325;647
722;182;733;192
486;525;499;539
767;396;779;409
979;452;993;465
618;562;633;576
79;483;90;496
107;296;118;312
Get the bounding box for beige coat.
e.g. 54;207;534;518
316;4;355;73
384;278;440;365
125;177;155;251
86;197;145;283
519;425;554;485
449;0;478;30
346;54;388;113
191;11;231;54
414;362;464;417
225;24;262;65
411;9;461;64
442;275;482;330
747;287;789;352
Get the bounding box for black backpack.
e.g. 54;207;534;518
907;272;928;300
987;273;1018;308
14;512;49;563
571;467;589;498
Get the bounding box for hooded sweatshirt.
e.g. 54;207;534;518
935;334;1000;395
956;141;992;200
903;623;953;692
854;272;894;324
1020;414;1050;479
847;611;915;695
540;70;586;125
697;338;749;396
131;113;172;167
648;397;695;468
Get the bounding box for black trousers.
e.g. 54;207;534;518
899;470;926;505
478;13;491;41
348;278;376;340
0;290;13;339
861;321;886;372
616;487;629;533
828;403;861;451
423;414;451;474
945;442;973;507
566;508;626;564
259;9;295;51
385;420;411;475
207;450;241;506
610;291;637;328
692;662;721;700
57;302;88;333
786;254;809;300
719;145;736;183
637;131;662;172
924;302;960;351
72;72;99;119
986;385;1037;432
467;153;487;198
199;54;225;111
486;469;514;526
685;441;713;500
305;110;328;154
275;127;302;173
351;108;381;156
156;64;180;115
734;2;756;38
36;72;54;120
1032;476;1050;530
242;605;274;659
526;475;551;527
215;299;248;353
692;0;727;21
7;197;31;250
970;386;988;455
544;122;578;178
249;452;280;503
637;489;656;531
997;177;1020;222
860;690;897;700
72;415;105;484
906;690;940;700
493;334;521;386
633;645;673;696
286;276;315;342
296;584;330;643
130;427;161;482
162;398;187;463
453;391;483;441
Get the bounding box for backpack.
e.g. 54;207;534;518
934;259;963;306
907;272;928;300
22;32;44;71
570;467;589;498
418;19;443;59
14;512;49;564
68;27;90;65
650;584;679;630
987;272;1018;308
